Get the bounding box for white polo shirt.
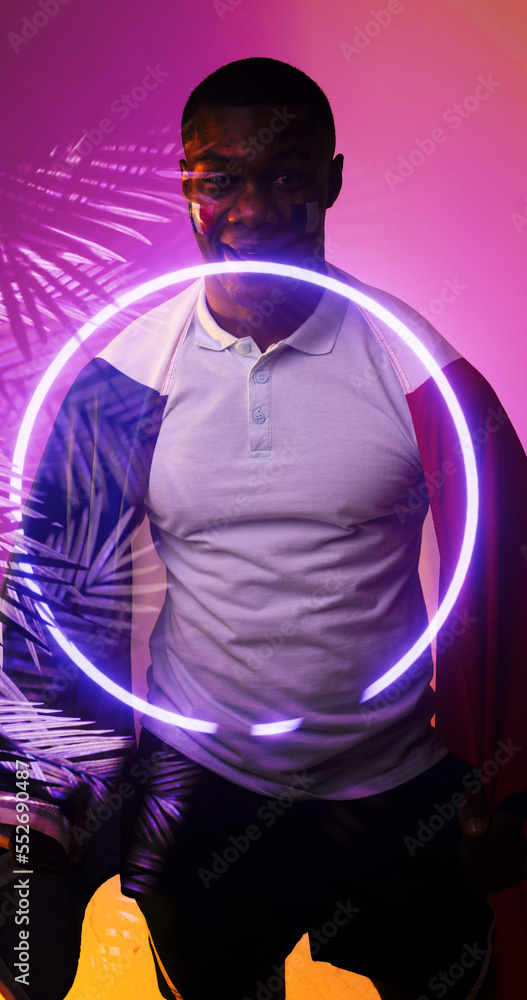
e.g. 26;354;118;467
141;279;447;798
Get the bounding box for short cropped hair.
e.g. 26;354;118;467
181;57;336;157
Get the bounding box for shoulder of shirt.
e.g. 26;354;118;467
327;263;462;394
96;277;203;392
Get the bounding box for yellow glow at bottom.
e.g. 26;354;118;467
63;876;379;999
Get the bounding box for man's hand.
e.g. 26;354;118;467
457;787;527;893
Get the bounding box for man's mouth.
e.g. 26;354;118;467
221;242;288;262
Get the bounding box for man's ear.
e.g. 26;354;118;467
180;158;190;201
327;153;344;209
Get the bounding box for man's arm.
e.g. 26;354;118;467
458;786;527;894
1;356;166;867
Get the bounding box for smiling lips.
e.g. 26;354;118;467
221;242;290;260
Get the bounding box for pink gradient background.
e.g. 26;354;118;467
1;0;526;453
0;1;526;996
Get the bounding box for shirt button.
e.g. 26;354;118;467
254;370;269;383
237;341;251;353
252;409;266;424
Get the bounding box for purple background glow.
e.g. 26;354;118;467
1;3;526;995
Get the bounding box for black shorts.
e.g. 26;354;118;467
120;728;496;1000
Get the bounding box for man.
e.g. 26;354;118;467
113;57;527;1000
1;57;526;1000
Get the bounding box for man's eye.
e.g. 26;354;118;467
204;174;232;188
274;172;300;187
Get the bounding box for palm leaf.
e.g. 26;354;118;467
1;121;186;793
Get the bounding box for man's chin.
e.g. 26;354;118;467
204;244;327;307
210;269;286;304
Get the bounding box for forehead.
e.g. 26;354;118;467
185;104;315;162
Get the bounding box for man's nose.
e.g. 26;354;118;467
227;183;272;228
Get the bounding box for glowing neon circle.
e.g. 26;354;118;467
10;262;478;732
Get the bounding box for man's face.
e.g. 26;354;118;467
180;104;343;306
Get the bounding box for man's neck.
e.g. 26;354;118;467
204;267;328;351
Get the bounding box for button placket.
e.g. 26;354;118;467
248;362;271;455
231;338;259;373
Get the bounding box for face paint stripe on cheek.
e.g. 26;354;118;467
190;202;216;235
290;202;319;235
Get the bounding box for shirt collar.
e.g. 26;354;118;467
193;273;350;356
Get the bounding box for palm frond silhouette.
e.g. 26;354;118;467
0;121;188;430
1;123;184;788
